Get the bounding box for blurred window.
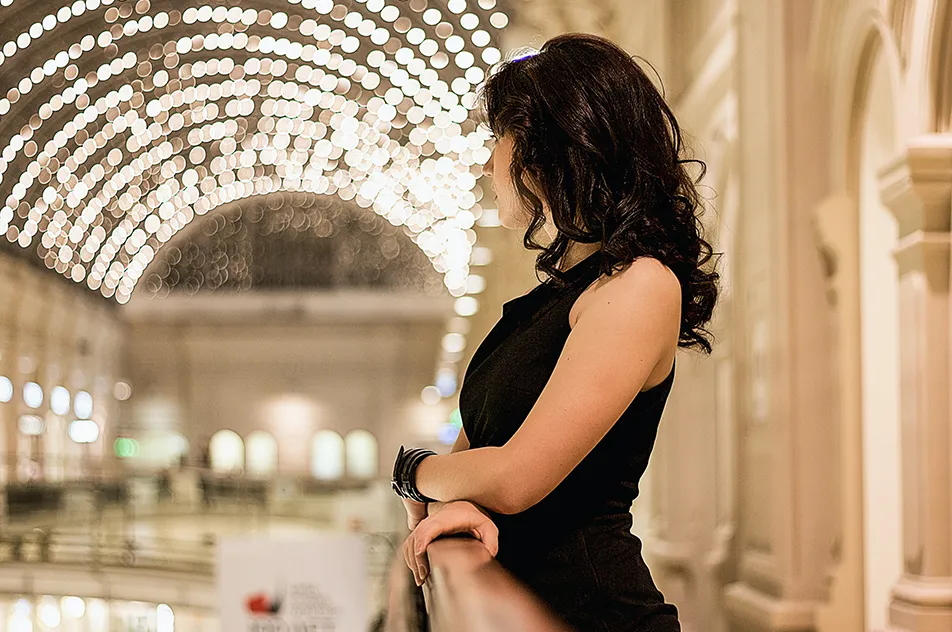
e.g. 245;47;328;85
345;430;378;478
209;430;244;473
311;430;344;480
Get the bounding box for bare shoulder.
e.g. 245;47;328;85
569;257;682;329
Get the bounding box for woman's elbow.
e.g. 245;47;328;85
482;449;550;514
489;493;525;515
488;484;544;515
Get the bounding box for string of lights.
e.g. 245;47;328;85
0;0;507;305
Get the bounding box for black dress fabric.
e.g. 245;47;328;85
458;251;680;632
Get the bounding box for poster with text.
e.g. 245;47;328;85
218;535;367;632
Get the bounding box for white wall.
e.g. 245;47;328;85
122;291;456;477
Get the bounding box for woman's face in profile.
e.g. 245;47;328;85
483;134;532;230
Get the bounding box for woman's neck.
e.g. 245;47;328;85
559;243;601;271
540;216;600;271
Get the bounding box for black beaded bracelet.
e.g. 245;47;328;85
391;445;436;503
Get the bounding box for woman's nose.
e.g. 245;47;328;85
482;151;494;177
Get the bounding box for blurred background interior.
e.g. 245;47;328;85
0;0;949;630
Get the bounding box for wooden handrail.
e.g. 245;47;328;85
411;536;572;632
384;554;427;632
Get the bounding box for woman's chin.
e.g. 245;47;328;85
497;210;529;231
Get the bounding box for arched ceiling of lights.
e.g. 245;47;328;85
146;192;446;296
0;0;509;304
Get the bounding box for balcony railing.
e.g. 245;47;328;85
0;473;572;631
385;536;571;632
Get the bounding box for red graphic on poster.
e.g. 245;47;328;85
244;582;284;616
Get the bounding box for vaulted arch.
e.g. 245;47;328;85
809;2;903;191
140;190;443;297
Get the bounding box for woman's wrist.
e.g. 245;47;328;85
391;446;437;503
426;500;447;517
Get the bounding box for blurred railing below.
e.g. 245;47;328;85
0;471;390;535
0;525;398;580
0;527;214;574
385;536;571;632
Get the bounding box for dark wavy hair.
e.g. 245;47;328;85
477;33;719;353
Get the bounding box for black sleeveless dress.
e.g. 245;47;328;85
457;251;680;632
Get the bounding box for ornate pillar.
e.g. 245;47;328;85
880;135;952;632
723;1;844;630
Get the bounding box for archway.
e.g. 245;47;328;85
310;430;344;480
345;429;378;479
138;192;444;298
209;429;244;474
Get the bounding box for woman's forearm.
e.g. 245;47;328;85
414;446;522;514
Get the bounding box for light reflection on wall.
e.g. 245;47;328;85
259;394;321;473
246;429;278;477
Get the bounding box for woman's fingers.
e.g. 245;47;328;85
402;535;420;586
475;520;500;557
402;536;412;583
405;527;428;586
404;506;501;585
413;522;439;583
415;546;430;583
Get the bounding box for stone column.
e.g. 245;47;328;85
879;136;952;632
723;1;845;630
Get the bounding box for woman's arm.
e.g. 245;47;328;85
419;427;470;519
450;426;470;453
414;258;682;515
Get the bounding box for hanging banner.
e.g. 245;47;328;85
218;535;368;632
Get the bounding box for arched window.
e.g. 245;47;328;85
209;430;244;474
245;430;278;477
168;433;189;466
310;430;344;480
345;430;378;479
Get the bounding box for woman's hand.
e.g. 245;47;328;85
402;498;428;530
402;500;499;586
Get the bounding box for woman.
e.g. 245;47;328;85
391;33;718;632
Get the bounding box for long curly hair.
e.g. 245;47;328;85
477;33;720;353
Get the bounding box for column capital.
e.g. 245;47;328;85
880;135;952;237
